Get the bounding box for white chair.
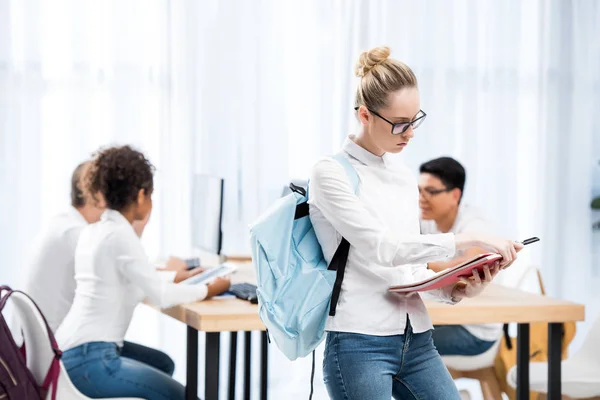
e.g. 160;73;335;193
443;340;502;372
440;265;544;400
9;291;143;400
442;341;503;400
507;313;600;399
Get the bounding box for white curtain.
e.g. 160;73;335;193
1;0;172;281
1;1;599;399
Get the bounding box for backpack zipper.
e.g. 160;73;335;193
0;356;17;386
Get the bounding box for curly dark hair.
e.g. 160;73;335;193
84;145;155;212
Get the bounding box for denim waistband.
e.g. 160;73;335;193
63;342;120;357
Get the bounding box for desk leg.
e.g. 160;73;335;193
547;323;562;400
186;327;198;400
206;333;220;400
244;331;252;400
261;331;268;400
517;323;530;400
228;332;238;400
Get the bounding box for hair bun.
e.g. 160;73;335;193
355;46;391;78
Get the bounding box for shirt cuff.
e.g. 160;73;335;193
157;270;177;283
439;283;462;305
197;284;209;301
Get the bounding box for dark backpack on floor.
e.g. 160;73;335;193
0;286;61;400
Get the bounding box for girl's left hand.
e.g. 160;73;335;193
172;266;206;283
451;261;500;300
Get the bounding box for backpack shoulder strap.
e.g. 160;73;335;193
326;153;360;317
0;286;13;310
3;290;61;355
0;288;62;399
331;153;359;194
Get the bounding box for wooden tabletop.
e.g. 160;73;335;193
150;283;584;332
148;262;263;332
425;284;585;325
156;298;263;332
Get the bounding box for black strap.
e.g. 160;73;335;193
308;350;316;400
328;238;350;316
290;182;306;197
292;191;351;316
0;286;14;311
503;323;512;350
295;202;309;220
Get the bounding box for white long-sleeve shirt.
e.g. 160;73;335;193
308;137;457;336
56;209;207;350
24;207;87;332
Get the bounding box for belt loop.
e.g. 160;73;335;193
82;343;88;356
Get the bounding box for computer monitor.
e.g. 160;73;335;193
191;174;224;255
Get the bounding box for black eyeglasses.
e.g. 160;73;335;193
418;187;452;198
354;107;427;135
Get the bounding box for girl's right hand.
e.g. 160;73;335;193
456;233;524;269
206;277;231;298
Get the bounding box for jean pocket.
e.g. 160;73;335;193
62;353;87;371
102;349;122;375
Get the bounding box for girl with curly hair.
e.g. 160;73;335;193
56;145;229;400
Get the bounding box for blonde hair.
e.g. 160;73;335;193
354;46;417;111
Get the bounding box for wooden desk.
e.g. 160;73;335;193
160;298;262;332
152;298;266;400
150;263;266;400
154;280;584;400
427;284;584;400
426;284;584;325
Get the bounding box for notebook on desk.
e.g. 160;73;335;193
388;253;502;293
180;263;237;285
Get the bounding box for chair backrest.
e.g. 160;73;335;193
496;264;543;292
55;362;90;400
9;292;55;385
571;312;600;363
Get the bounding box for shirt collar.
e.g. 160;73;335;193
450;204;465;232
101;209;133;228
342;136;390;167
68;206;88;225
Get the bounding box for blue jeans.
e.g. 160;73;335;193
323;322;461;400
62;342;192;400
432;325;496;356
121;341;175;376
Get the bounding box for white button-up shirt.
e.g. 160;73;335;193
308;137;457;336
24;207;87;332
57;209;207;350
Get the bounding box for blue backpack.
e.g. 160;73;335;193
249;154;359;361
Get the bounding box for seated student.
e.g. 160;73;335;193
419;157;502;356
23;161;199;376
56;146;230;400
24;161;104;333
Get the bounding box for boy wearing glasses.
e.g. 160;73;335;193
419;156;502;356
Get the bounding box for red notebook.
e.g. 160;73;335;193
388;253;502;293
